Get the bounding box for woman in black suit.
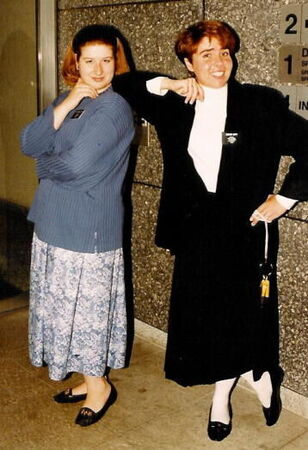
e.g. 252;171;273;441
113;20;308;441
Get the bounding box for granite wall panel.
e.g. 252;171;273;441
57;0;307;397
278;218;308;397
131;183;173;329
58;1;202;84
59;0;186;8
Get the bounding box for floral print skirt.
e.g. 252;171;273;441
29;233;127;381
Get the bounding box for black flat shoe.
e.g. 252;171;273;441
207;403;232;441
53;388;87;403
263;366;284;426
75;383;117;427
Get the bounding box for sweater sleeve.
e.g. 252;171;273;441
20;93;68;158
21;104;57;158
36;109;121;182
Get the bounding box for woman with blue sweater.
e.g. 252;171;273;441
21;25;134;427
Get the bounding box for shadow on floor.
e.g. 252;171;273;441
0;277;22;300
0;286;28;314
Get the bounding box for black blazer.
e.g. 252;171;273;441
113;73;308;252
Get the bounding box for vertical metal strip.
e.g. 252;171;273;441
37;0;57;113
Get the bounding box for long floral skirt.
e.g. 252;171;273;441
29;233;127;381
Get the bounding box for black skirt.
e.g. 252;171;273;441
164;192;280;386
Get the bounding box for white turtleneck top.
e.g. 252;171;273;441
146;77;296;209
187;84;227;192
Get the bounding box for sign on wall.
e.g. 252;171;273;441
278;45;308;83
279;4;308;119
279;84;308;119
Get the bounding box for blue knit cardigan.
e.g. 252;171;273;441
21;87;134;253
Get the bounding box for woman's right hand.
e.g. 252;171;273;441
65;79;98;110
53;79;98;130
161;77;204;104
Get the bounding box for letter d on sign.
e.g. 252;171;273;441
302;48;308;57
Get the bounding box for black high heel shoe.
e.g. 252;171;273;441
75;382;117;427
207;403;232;441
53;388;87;403
262;366;284;426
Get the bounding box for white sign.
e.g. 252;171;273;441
278;85;308;119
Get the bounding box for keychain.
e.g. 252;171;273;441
260;276;270;304
259;222;273;308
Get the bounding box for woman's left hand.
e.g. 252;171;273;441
250;194;287;226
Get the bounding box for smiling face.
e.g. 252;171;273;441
76;42;115;92
184;36;233;88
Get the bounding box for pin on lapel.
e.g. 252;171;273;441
222;132;239;145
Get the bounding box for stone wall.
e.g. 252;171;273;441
56;0;308;397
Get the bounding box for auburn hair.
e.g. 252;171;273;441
175;20;240;63
61;24;131;87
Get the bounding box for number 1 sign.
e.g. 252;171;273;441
279;4;308;84
279;45;301;83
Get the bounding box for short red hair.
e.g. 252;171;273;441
175;20;240;63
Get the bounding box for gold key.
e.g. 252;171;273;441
260;277;270;298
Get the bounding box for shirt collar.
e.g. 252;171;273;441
195;84;228;113
201;83;227;100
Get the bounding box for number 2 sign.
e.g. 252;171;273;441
280;4;308;44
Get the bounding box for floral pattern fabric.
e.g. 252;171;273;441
29;233;127;381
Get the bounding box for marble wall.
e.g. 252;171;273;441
56;0;306;398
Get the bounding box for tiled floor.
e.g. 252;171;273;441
1;298;308;450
